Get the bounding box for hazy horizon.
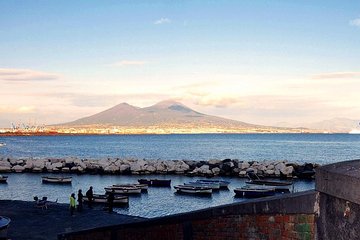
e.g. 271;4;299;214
1;1;360;128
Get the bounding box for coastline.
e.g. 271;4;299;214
0;157;317;178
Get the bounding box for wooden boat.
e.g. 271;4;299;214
41;176;72;184
112;184;148;191
185;181;220;190
195;179;230;189
138;179;171;187
0;175;8;183
234;186;276;198
105;186;142;194
83;194;129;205
246;171;293;187
174;185;212;195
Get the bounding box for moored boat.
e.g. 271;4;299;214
83;194;129;205
185;181;220;190
234;186;276;198
42;176;72;184
112;184;148;191
174;185;212;195
195;179;230;189
138;179;171;187
0;143;6;147
0;175;8;183
105;186;142;194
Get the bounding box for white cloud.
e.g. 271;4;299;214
350;18;360;27
154;18;171;25
311;72;360;79
0;68;58;81
110;60;146;67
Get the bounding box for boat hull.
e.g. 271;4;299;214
0;176;8;183
105;187;142;194
234;188;275;198
42;177;72;184
195;180;230;189
83;194;129;205
174;185;212;195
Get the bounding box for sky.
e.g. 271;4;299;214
0;0;360;128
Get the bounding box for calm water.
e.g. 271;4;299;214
1;134;360;164
0;133;358;218
0;173;314;218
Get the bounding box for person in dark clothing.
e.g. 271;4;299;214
86;186;93;209
107;189;115;213
77;189;83;212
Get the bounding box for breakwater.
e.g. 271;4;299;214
0;157;317;178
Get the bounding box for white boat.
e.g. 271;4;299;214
185;182;220;190
112;184;148;191
83;194;129;205
234;186;276;198
195;179;230;188
0;175;8;183
174;185;212;195
0;143;6;147
105;186;142;194
42;176;72;184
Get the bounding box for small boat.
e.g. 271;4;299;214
138;179;171;187
83;194;129;205
105;186;142;194
42;176;72;184
0;143;6;147
246;171;293;187
0;175;8;183
234;186;276;198
185;181;220;190
112;184;148;191
195;179;230;189
174;185;212;195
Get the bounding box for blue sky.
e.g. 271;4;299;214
0;1;359;127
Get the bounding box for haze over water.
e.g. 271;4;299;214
1;134;359;165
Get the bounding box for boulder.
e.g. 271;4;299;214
52;162;64;169
0;166;11;172
265;169;275;175
275;162;286;171
104;165;119;173
145;165;156;173
212;167;221;175
281;166;294;176
239;170;247;177
239;162;250;170
33;160;45;169
0;160;11;168
119;164;130;173
9;158;18;165
208;159;221;166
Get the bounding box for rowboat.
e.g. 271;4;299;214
83;194;129;205
42;176;72;184
112;184;148;191
0;175;8;183
105;186;142;194
185;181;220;190
234;186;276;198
174;185;212;195
195;179;230;189
138;179;171;187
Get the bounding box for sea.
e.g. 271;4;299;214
0;133;359;218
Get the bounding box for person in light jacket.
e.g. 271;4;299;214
70;193;76;216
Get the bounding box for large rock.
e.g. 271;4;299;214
212;167;221;175
52;162;64;169
239;162;250;170
104;165;119;173
130;159;147;172
0;166;11;172
0;160;11;168
275;162;286;171
281;166;294;176
33;160;45;169
208;159;221;166
119;164;130;173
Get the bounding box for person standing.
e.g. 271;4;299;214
86;186;93;209
69;193;76;216
107;189;115;213
77;189;83;212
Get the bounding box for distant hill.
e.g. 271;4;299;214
57;100;312;133
275;118;360;133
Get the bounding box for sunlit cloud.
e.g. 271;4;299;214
110;60;146;67
0;68;58;81
0;105;36;114
311;72;360;79
350;18;360;27
154;18;171;25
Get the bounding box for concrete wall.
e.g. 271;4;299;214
59;191;317;240
316;159;360;240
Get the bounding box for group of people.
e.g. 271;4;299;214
69;186;115;216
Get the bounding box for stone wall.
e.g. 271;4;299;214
58;191;317;240
0;156;316;178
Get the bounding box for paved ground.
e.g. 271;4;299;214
0;200;143;240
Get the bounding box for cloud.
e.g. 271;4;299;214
110;61;146;67
0;105;36;114
0;68;58;81
192;97;242;108
154;18;171;25
350;18;360;27
311;72;360;79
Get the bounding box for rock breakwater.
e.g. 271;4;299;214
0;157;318;178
